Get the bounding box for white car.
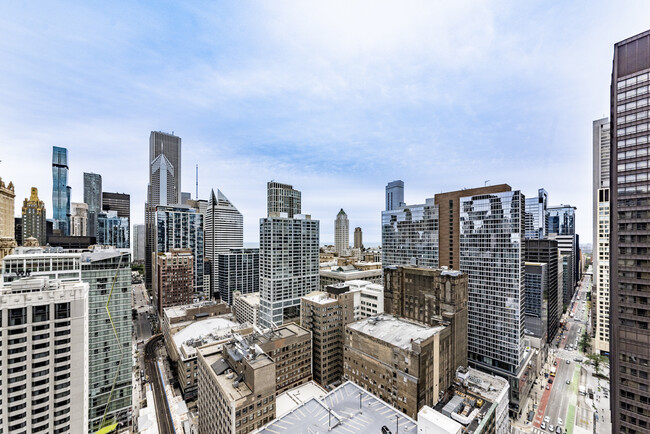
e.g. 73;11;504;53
541;422;547;430
558;418;563;426
544;416;550;423
548;424;554;432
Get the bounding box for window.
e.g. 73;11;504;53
55;303;70;320
10;308;27;326
32;305;49;323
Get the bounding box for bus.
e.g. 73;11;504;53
550;367;557;377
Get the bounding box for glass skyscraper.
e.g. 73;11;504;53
155;205;204;294
217;248;259;305
84;172;102;238
459;190;525;375
52;146;71;236
547;205;575;236
381;198;439;269
524;188;548;239
97;211;130;248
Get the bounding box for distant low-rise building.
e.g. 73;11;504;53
233;291;260;326
319;264;382;289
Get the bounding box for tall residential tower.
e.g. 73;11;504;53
334;208;349;255
52;146;71;236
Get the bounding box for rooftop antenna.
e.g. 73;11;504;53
196;164;199;200
484;180;490;186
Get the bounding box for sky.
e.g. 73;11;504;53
1;1;649;244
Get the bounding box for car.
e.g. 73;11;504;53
558;418;563;426
544;416;550;423
541;422;547;430
566;360;571;364
548;424;554;432
554;361;558;366
566;379;571;384
549;378;554;384
556;426;562;434
546;384;550;390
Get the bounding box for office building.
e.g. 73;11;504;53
301;290;355;387
383;266;469;378
197;339;276;434
81;249;133;432
385;179;404;211
0;277;89;434
14;217;22;247
610;29;650;433
181;191;191;204
381;198;439;268
102;192;130;220
83;172;102;238
353;226;362;249
155;205;204;295
334;208;349;255
548;204;578;303
266;181;301;217
70;202;88;237
145;131;182;289
427;366;510;434
217;248;259;305
96;210;130;248
258;381;418;434
524;262;548;340
344;314;454;419
205;189;244;298
525;188;548;239
133;223;145;261
161;301;239;400
21;187;47;245
524;239;560;342
233;291;260;326
259;214;319;327
593;117;611;355
155;249;195;315
319;263;382;289
52;146;71;236
0;178;16;259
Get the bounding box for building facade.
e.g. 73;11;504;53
52;146;71;236
96;211;130;248
0;277;89;434
593;117;611;355
385;180;404;211
609;29;650;433
353;226;362;249
259;214;319;327
524;239;560;342
0;177;15;239
524;262;548;341
21;187;47;246
217;248;259;305
266;181;301;217
334;209;349;255
205;189;244;298
155;249;194;315
83;172;102;238
70;202;88;237
145;131;182;289
133;224;145;262
525;188;548;240
233;291;260;326
102;192;130;229
155;205;204;295
460;190;525;376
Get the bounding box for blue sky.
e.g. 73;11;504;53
1;1;649;243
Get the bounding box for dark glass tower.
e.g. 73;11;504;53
52;146;70;236
610;29;650;433
84;172;102;237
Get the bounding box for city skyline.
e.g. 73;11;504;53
2;3;650;243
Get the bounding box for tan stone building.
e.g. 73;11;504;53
21;187;46;246
70;202;88;236
300;289;355;387
155;248;194;314
384;265;469;387
343;314;453;419
0;177;15;238
197;340;276;434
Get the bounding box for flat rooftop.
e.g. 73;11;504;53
347;314;444;350
276;381;327;418
164;301;226;320
302;292;337;305
258;381;417;433
235;292;260;305
172;317;240;359
203;348;273;403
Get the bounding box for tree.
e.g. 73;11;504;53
579;331;591;353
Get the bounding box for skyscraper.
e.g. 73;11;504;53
266;181;301;217
155;205;204;295
548;204;578;306
524;262;548;340
525;188;548;239
334;208;349;255
204;189;243;298
145;131;182;289
609;29;650;433
259;214;319;327
460;190;525;377
0;178;16;259
84;172;102;238
385;180;404;211
102;192;130;220
70;202;88;237
52;146;71;235
217;248;259;305
133;223;145;262
593;117;611;356
354;226;363;249
21;187;47;245
525;239;560;342
97;210;130;248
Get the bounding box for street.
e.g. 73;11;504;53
144;334;174;434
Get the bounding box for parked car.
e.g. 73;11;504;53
546;385;550;390
548;424;554;432
556;426;562;433
558;418;563;426
541;422;547;430
544;416;550;423
566;379;571;384
566;359;571;364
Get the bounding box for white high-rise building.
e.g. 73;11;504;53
593;117;610;355
259;213;319;327
70;202;88;237
0;276;89;434
334;208;349;255
204;189;243;298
